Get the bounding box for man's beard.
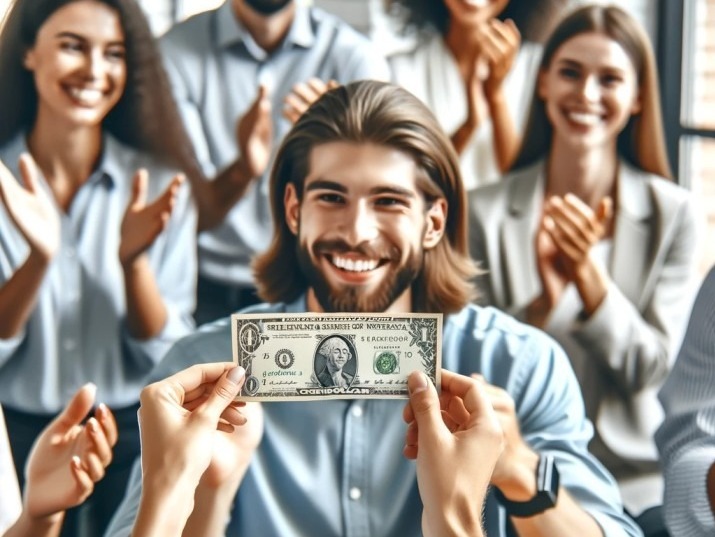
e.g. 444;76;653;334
243;0;292;15
297;238;422;313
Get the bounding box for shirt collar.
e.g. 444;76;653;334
217;3;315;55
285;293;308;313
91;134;126;189
8;131;115;188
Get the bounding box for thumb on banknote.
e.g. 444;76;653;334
202;366;246;420
407;371;443;439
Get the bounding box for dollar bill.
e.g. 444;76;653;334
231;312;442;401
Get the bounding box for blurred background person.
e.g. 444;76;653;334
0;0;200;533
386;0;567;190
469;5;698;535
159;0;390;325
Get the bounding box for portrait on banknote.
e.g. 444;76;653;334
313;334;357;388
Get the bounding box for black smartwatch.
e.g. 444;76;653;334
493;454;560;517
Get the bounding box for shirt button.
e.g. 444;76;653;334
349;487;362;501
65;247;76;259
63;339;77;351
351;405;363;418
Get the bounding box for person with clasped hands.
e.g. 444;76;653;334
468;6;697;531
106;81;640;537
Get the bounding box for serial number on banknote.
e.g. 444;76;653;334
231;312;442;401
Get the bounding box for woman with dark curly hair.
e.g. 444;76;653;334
0;0;201;534
387;0;567;189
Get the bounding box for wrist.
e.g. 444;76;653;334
485;84;506;107
233;156;256;182
574;261;608;315
27;246;54;268
494;446;539;501
14;509;65;534
121;252;149;274
138;472;199;528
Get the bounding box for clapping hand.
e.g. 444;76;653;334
283;78;339;124
0;153;60;262
236;85;273;179
119;170;183;266
24;383;118;520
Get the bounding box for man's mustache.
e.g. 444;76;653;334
313;239;399;261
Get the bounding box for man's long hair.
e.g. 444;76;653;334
253;81;479;314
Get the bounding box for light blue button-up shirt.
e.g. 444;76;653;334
160;2;391;286
106;297;641;537
0;133;197;413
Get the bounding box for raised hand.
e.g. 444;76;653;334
543;194;612;315
543;194;612;274
0;153;60;262
528;215;569;327
24;383;118;519
480;18;521;101
283;78;339;124
119;170;183;266
236;85;273;179
403;370;503;537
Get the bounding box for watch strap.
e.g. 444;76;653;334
493;454;560;517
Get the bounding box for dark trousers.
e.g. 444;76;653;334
3;402;141;537
194;274;261;326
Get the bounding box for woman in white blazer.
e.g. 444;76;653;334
468;5;698;533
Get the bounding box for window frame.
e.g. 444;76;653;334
658;0;715;181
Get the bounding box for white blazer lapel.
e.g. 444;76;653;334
501;166;544;309
611;162;652;306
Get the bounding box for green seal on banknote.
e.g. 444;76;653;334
374;351;398;374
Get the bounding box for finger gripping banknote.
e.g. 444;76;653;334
231;312;442;401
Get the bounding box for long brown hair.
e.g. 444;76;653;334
0;0;203;180
512;4;672;179
253;81;479;314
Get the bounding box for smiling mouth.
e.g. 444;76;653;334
565;110;604;126
328;254;384;273
65;86;107;107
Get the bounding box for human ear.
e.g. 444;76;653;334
423;198;447;250
284;182;300;235
23;49;36;70
537;69;548;100
631;87;642;115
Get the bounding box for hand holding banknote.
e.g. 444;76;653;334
232;312;443;400
133;363;263;537
403;370;504;537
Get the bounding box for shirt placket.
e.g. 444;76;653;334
57;218;83;401
342;400;370;537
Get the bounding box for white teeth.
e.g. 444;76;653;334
67;87;103;106
465;0;489;6
332;256;378;272
568;111;601;126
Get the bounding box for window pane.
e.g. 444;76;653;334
682;0;715;129
681;135;715;272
